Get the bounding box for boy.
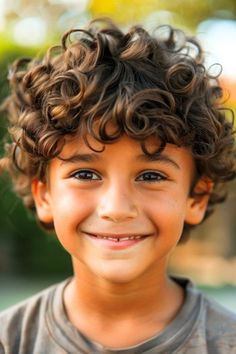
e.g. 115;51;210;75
0;18;236;353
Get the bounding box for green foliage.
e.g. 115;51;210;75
0;41;71;277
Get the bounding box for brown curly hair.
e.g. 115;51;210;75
0;18;235;240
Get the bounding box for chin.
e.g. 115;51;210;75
95;263;144;284
101;274;139;284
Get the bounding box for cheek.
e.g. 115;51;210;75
145;193;187;234
50;188;97;233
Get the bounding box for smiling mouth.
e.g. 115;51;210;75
94;235;144;242
83;232;151;242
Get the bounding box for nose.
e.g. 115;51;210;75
97;183;138;223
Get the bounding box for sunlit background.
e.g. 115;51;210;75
0;0;236;311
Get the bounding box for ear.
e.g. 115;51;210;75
31;179;53;224
185;177;213;225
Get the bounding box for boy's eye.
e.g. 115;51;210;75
72;170;101;180
71;170;167;182
136;171;167;182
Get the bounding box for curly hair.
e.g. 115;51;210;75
0;18;235;241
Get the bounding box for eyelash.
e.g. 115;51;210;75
71;170;167;183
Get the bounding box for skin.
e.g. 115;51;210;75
32;133;211;348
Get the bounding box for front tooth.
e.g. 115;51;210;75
96;235;143;241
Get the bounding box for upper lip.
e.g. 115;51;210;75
83;231;152;238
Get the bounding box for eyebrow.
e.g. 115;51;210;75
136;153;180;169
59;153;101;165
59;152;180;169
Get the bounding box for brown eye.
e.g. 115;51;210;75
137;172;167;182
72;170;101;180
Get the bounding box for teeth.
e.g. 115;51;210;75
96;235;144;241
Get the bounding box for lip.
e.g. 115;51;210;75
83;231;153;239
82;231;153;250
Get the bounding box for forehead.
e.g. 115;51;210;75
58;133;195;173
61;120;166;156
61;133;159;156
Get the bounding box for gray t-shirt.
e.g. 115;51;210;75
0;277;236;354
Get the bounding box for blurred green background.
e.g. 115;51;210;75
0;0;236;311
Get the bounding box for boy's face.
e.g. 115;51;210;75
32;132;210;284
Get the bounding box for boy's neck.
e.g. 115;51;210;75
63;258;185;348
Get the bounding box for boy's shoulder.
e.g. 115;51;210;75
184;276;236;325
0;278;70;354
177;277;236;352
0;278;65;322
201;290;236;349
